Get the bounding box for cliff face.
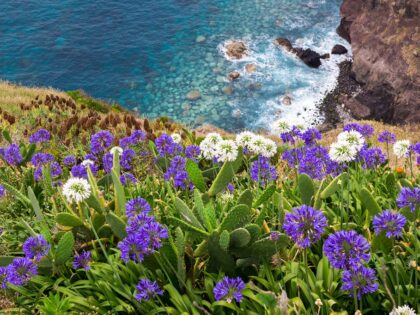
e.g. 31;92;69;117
337;0;420;123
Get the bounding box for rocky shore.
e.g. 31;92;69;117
321;0;420;127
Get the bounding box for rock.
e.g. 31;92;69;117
231;109;242;118
293;48;322;68
228;71;240;81
245;64;257;73
196;35;206;43
320;53;330;59
225;41;247;59
222;86;233;95
337;0;420;123
186;90;201;101
282;96;292;105
273;38;293;51
182;103;192;111
331;44;348;55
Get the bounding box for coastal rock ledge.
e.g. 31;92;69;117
337;0;420;123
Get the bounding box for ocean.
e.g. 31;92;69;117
0;0;350;131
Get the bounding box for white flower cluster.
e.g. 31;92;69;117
171;133;182;144
393;140;410;158
200;131;278;163
110;146;124;156
62;177;91;204
390;305;416;315
329;130;365;163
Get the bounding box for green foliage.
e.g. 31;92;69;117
54;232;74;265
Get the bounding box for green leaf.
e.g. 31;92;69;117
245;224;261;243
2;129;12;144
219;204;251;231
56;213;83;227
359;188;381;217
371;232;393;254
28;187;50;239
0;256;15;266
229;228;251;248
298;173;314;205
167;216;209;236
55;232;74;265
237;189;253;208
208;151;243;197
174;197;204;229
320;173;348;199
253;185;277;208
245;235;288;259
0;181;30;205
105;212;127;239
111;170;126;216
186;160;206;192
219;230;230;251
207;232;235;275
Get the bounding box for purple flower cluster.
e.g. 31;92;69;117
343;123;374;138
34;161;63;182
250;156;277;186
29;129;51;144
1;144;23;166
341;266;379;299
5;257;38;286
213;277;246;303
31;153;54;167
323;230;370;270
396;187;420;212
301;128;322;146
120;149;135;170
135;278;164;302
283;205;327;248
163;156;192;190
0;267;8;289
377;131;396;144
120;173;137;186
120;130;146;148
71;162;98;178
280;126;302;145
372;210;406;238
358;146;386;169
22;235;50;260
118;213;168;263
185;145;201;160
125;197;151;218
90;130;114;154
63;155;77;167
73;251;92;271
0;184;6;198
155;134;181;157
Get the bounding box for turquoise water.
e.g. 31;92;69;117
0;0;349;131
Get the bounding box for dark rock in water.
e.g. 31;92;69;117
273;38;293;51
293;48;322;68
320;53;330;59
331;44;348;54
225;41;247;59
228;71;240;81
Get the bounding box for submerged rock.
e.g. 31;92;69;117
274;37;326;68
222;86;233;95
273;38;293;51
331;44;348;55
186;90;201;101
225;41;247;59
228;71;240;81
245;64;257;73
282;95;292;105
196;35;206;43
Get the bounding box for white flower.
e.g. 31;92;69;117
62;177;91;204
390;305;416;315
219;192;234;203
110;146;123;156
249;135;267;155
171;133;182;144
272;119;291;134
260;138;277;158
236;131;256;148
215;140;238;162
200;133;223;160
393;140;411;158
337;130;365;151
81;159;95;167
329;141;358;163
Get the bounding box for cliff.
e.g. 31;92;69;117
337;0;420;123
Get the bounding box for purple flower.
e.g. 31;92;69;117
372;210;406;238
29;129;51;144
250;156;277;186
120;173;137;186
341;266;378;299
63;155;77;167
31;153;54;167
84;153;97;162
71;163;98;178
323;230;370;270
0;185;6;198
281;126;302;145
164;156;192;190
358;146;386;169
377;131;396;144
301;128;322;146
343;123;374;138
90;130;114;154
298;146;330;180
411;142;420;154
227;183;234;193
214;277;246;303
3;144;23;166
270;231;280;241
396;187;420;212
135;279;164;302
7;257;38;286
283;205;327;248
126;197;151;218
73;251;92;270
22;235;50;260
121;149;135;170
282;147;303;168
118;233;149;263
102;153;113;173
130;130;146;143
185;145;201;160
0;267;8;289
155;134;176;156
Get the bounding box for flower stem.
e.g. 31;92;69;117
303;249;315;314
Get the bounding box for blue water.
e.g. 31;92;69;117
0;0;349;131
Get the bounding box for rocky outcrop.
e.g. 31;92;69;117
337;0;420;123
274;38;327;68
225;41;247;60
228;71;240;81
331;44;348;55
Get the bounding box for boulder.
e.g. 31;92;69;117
196;36;206;43
282;96;292;105
273;38;293;51
225;41;247;59
320;53;330;59
186;90;201;101
222;86;233;95
293;48;322;68
245;64;257;73
228;71;240;81
331;44;348;55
